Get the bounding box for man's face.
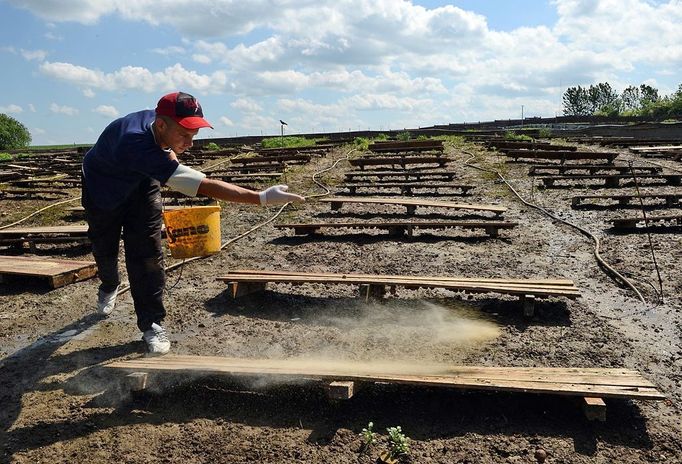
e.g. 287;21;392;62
156;117;200;154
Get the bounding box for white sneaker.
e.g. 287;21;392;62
97;286;119;315
142;323;171;355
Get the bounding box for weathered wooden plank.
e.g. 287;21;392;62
319;197;506;214
0;255;96;288
105;355;665;400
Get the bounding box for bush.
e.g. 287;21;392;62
397;131;411;141
416;135;429;141
204;142;221;151
374;133;389;141
537;128;552;138
0;113;31;150
0;152;12;162
353;137;370;150
261;136;315;149
504;131;533;142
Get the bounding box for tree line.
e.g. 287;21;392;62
562;82;682;119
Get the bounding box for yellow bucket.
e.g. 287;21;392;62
162;205;221;259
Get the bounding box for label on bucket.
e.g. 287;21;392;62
163;206;221;259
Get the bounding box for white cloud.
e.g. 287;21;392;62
32;127;46;135
219;116;234;126
0;104;23;114
93;105;119;118
28;104;36;112
151;45;186;56
39;61;230;93
20;49;47;61
82;88;95;98
49;103;79;116
230;98;262;113
192;54;211;64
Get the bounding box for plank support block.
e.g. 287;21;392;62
324;380;355;400
582;396;606;422
229;281;267;298
359;284;386;300
125;372;148;392
522;294;536;317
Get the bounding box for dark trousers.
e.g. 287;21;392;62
82;178;166;332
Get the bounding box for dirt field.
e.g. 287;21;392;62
1;139;681;463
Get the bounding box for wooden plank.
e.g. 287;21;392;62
104;355;665;400
226;269;576;286
0;225;89;235
217;272;580;297
319;197;506;214
0;255;96;288
582;397;607;421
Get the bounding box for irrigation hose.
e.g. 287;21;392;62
117;148;356;296
460;149;646;303
0;196;81;230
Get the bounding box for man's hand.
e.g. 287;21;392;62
259;185;305;206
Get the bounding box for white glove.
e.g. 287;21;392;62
259;184;305;206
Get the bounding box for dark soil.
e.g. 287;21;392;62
1;140;681;463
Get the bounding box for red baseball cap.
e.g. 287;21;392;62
155;91;213;130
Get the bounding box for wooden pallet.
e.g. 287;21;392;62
105;355;665;416
572;193;682;209
538;174;681;188
349;156;449;170
0;255;96;288
217;269;579;315
528;165;661;176
369;140;444;153
486;141;577;152
319;197;506;216
231;154;310;165
274;220;517;237
343;182;474;195
0;225;98;251
0;188;71;199
611;214;682;231
504;151;619;163
344;170;459;181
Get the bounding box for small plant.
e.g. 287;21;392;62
385;426;410;460
354;137;370;150
0;153;12;162
359;421;377;450
537;127;552;138
374;133;389;141
261;136;315;149
504;130;533;142
416;135;428;141
397;131;411;141
204;142;221;151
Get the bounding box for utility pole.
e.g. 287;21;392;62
521;105;524;128
279;120;287;147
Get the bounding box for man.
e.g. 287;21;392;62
82;91;304;355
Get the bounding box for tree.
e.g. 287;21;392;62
0;114;31;150
620;85;641;111
639;84;660;106
587;82;621;115
562;85;590;116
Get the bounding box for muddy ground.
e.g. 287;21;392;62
1;139;681;463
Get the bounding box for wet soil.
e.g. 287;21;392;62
1;140;681;463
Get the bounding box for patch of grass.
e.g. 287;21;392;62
537;127;552;138
373;133;389;141
504;131;534;142
396;131;411;141
261;136;316;149
0;153;12;161
353;137;370;150
204;142;221;151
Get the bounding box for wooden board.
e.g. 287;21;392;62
274;220;516;237
319;197;506;214
218;270;581;298
104;355;665;400
0;255;96;288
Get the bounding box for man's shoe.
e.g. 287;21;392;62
142;323;171;355
97;286;119;315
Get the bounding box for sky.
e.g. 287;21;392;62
0;0;681;146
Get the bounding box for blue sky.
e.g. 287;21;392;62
0;0;680;145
